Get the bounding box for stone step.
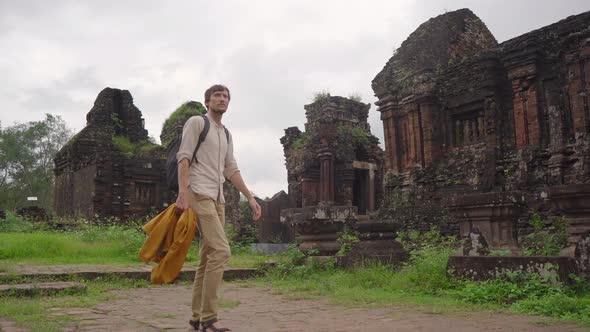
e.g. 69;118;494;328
0;282;87;297
0;267;260;283
567;225;590;233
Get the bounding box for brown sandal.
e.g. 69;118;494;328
201;318;232;332
189;319;200;331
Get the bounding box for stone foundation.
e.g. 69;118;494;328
447;256;579;283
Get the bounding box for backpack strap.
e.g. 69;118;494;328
189;115;230;165
189;115;210;165
224;127;230;144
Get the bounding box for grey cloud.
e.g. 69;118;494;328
2;0;590;196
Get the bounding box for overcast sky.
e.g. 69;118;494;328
1;1;588;197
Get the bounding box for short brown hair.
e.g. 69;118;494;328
204;84;231;103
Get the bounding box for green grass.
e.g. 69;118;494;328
0;227;267;268
250;246;590;327
0;276;148;331
0;232;143;265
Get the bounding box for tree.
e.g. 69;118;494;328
0;114;73;211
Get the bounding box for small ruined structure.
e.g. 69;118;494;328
373;9;590;250
54;88;169;219
16;206;49;222
281;96;384;212
280;96;406;263
54;89;239;223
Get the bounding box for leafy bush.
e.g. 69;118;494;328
0;212;37;233
312;90;331;103
398;246;456;294
348;93;363;102
269;245;335;279
111;135;160;158
336;226;359;256
292;132;311;150
521;214;568;256
228;200;259;250
396;225;457;252
454;271;565;305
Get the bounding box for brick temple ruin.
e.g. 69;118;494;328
277;9;590;275
371;9;590;278
373;8;590;247
54;88;239;224
280;96;407;264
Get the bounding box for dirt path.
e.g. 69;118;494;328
5;283;575;332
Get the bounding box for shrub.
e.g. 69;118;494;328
398;246;456;294
454;271;565;305
521;214;568;256
396;225;457;252
111;136;160;158
336;226;359;256
312;90;331;103
348;93;363;102
0;212;41;233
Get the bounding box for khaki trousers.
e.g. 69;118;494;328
189;192;231;322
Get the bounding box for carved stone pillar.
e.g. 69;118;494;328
318;147;334;203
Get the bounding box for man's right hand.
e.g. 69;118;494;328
175;190;189;213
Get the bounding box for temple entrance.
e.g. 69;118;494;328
353;169;369;215
352;161;377;216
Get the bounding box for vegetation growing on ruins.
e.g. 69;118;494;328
348;93;363;102
336;226;360;256
333;126;374;161
291;132;310;150
521;214;569;256
111;135;160;158
312;90;331;103
161;101;207;146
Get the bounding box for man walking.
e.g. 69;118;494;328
175;84;261;332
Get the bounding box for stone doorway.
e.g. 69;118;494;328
352;161;376;215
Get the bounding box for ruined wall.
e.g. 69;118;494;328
373;9;590;238
257;191;295;243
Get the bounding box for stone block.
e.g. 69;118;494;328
447;256;578;283
0;282;87;297
250;243;291;255
463;227;490;256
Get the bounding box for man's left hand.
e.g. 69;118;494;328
249;197;262;221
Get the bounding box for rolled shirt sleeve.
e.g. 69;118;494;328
176;116;204;164
223;131;240;179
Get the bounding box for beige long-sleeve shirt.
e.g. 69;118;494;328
176;115;239;203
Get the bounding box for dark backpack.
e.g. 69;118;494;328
166;115;229;192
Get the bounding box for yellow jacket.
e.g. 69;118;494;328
138;204;197;284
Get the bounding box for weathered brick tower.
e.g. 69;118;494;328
373;9;590;248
